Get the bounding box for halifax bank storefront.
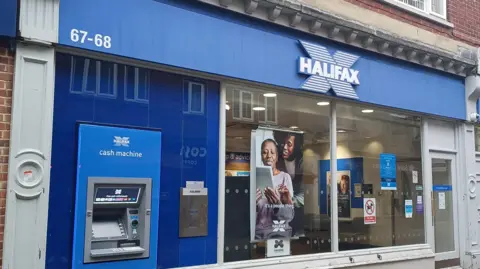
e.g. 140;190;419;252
42;0;468;269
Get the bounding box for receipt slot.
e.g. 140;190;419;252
84;177;152;263
72;123;162;269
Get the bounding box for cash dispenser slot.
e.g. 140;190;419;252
83;181;152;263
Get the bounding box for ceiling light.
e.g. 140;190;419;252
362;109;374;113
225;104;231;110
389;113;408;119
253;107;266;111
290;126;299;129
317;101;330;106
263;93;277;97
234;137;243;140
337;129;346;133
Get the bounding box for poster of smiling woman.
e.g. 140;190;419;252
250;127;305;241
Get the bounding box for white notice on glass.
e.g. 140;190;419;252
438;192;446;210
417;195;423;205
412;170;418;184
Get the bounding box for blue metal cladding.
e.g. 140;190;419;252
47;53;220;269
0;0;17;37
58;0;466;119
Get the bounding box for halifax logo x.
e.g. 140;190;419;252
298;40;360;99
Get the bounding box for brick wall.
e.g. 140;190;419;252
344;0;480;47
0;41;13;268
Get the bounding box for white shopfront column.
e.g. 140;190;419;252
464;74;480;269
2;0;58;268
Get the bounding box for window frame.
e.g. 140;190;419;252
183;80;206;115
124;66;150;103
379;0;451;26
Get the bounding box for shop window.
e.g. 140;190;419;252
124;65;150;103
97;61;117;98
225;86;425;261
336;103;424;250
225;87;332;261
183;81;205;115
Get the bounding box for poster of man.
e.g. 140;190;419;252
251;128;305;241
327;170;352;219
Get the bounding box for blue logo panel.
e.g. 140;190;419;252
72;124;162;269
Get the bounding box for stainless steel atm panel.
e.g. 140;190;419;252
84;177;152;263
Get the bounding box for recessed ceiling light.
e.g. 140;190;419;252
337;129;346;133
317;101;330;106
263;93;277;97
365;136;371;139
290;126;299;129
362;109;374;113
225;104;231;110
253;107;266;111
389;113;408;119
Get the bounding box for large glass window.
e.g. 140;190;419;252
336;103;424;250
224;86;425;261
225;87;332;261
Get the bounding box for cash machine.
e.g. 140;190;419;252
72;123;161;269
84;177;152;263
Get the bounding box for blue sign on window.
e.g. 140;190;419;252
380;153;396;190
433;185;452;191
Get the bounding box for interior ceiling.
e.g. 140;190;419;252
226;89;421;145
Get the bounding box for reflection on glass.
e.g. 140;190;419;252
475;126;480;152
336;103;425;250
432;159;455;253
224;87;331;261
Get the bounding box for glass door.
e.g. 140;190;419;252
430;152;459;261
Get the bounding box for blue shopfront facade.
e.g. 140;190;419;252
47;0;466;269
0;0;17;38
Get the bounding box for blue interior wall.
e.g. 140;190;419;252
58;0;466;119
46;53;220;269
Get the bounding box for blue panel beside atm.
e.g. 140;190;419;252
72;124;162;269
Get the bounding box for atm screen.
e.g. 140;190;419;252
94;187;141;204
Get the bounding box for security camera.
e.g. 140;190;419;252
469;112;480;122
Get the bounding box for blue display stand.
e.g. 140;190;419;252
71;123;162;269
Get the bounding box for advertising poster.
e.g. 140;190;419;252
380;153;397;190
250;128;305;241
225;152;250;177
327;170;352;219
363;198;376;225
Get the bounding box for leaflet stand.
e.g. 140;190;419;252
179;181;208;237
